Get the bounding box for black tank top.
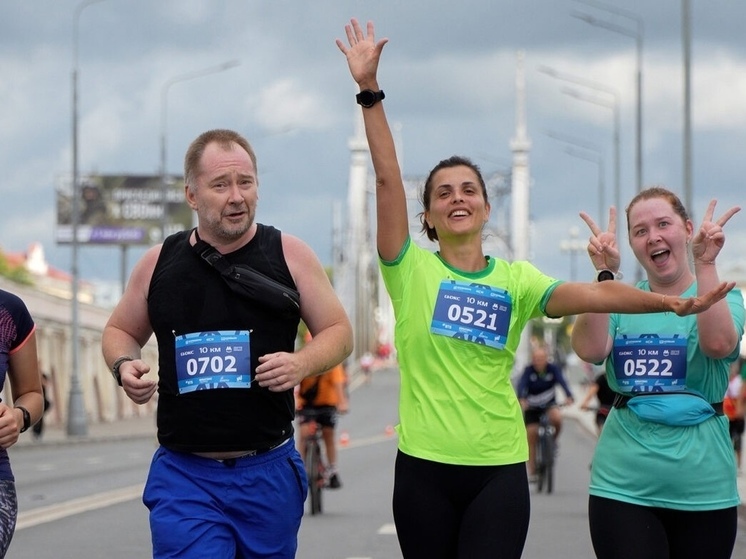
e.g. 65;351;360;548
148;225;300;452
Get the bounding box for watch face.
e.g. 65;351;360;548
356;89;384;108
597;270;615;282
357;90;376;107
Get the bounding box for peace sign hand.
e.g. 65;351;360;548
691;200;740;265
579;206;621;273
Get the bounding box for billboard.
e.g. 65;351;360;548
56;175;193;245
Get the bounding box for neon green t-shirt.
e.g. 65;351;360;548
379;238;560;466
591;281;744;510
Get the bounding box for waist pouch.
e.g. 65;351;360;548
619;392;721;427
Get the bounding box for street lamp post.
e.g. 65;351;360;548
69;0;108;437
159;60;240;239
572;0;644;198
682;0;692;214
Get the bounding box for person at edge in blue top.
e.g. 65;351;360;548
517;344;574;482
0;288;44;557
572;188;743;559
336;19;736;559
101;129;352;559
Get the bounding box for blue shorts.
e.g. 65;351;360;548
143;439;307;558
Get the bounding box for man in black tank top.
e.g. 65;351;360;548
102;129;352;559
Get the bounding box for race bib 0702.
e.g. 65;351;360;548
612;334;687;394
174;330;251;394
430;279;512;349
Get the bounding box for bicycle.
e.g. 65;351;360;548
300;411;327;515
534;407;557;494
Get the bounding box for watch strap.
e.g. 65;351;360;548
16;406;30;433
111;356;134;386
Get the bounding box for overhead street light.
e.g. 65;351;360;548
572;0;644;199
546;130;605;222
538;66;621;242
159;60;241;239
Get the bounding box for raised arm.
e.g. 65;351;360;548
571;207;619;362
336;19;409;262
691;200;741;358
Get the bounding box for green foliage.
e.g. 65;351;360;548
0;251;33;286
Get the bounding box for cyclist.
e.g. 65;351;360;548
296;349;349;489
516;345;574;481
579;370;616;435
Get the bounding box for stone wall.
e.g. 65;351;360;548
0;277;158;428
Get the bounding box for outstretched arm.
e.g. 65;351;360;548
550;279;733;319
336;19;409;262
691;200;741;358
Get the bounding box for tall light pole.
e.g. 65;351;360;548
538;66;620;240
160;60;240;239
69;0;108;437
573;0;644;198
682;0;693;215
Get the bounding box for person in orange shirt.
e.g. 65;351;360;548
297;360;349;488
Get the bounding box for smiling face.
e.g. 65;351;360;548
423;164;490;244
627;193;694;285
186;140;258;243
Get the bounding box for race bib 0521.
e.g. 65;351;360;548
430;279;512;349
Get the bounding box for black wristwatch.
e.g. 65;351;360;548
16;406;30;433
356;89;385;108
111;356;134;387
596;269;615;282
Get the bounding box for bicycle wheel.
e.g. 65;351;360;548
305;439;323;515
535;432;546;493
542;432;555;494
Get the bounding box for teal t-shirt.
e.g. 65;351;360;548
591;281;744;510
379;237;560;466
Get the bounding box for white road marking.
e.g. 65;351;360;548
16;483;144;530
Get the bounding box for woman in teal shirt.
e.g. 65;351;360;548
572;188;743;559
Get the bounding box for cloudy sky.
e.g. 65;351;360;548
1;0;744;292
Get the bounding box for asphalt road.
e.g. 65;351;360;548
5;366;746;558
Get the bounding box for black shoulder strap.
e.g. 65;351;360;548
191;229;300;313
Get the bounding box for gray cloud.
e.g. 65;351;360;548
1;0;744;288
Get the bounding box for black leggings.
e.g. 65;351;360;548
589;495;737;559
393;451;530;559
0;480;17;558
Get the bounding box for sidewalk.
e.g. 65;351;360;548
14;412;157;448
